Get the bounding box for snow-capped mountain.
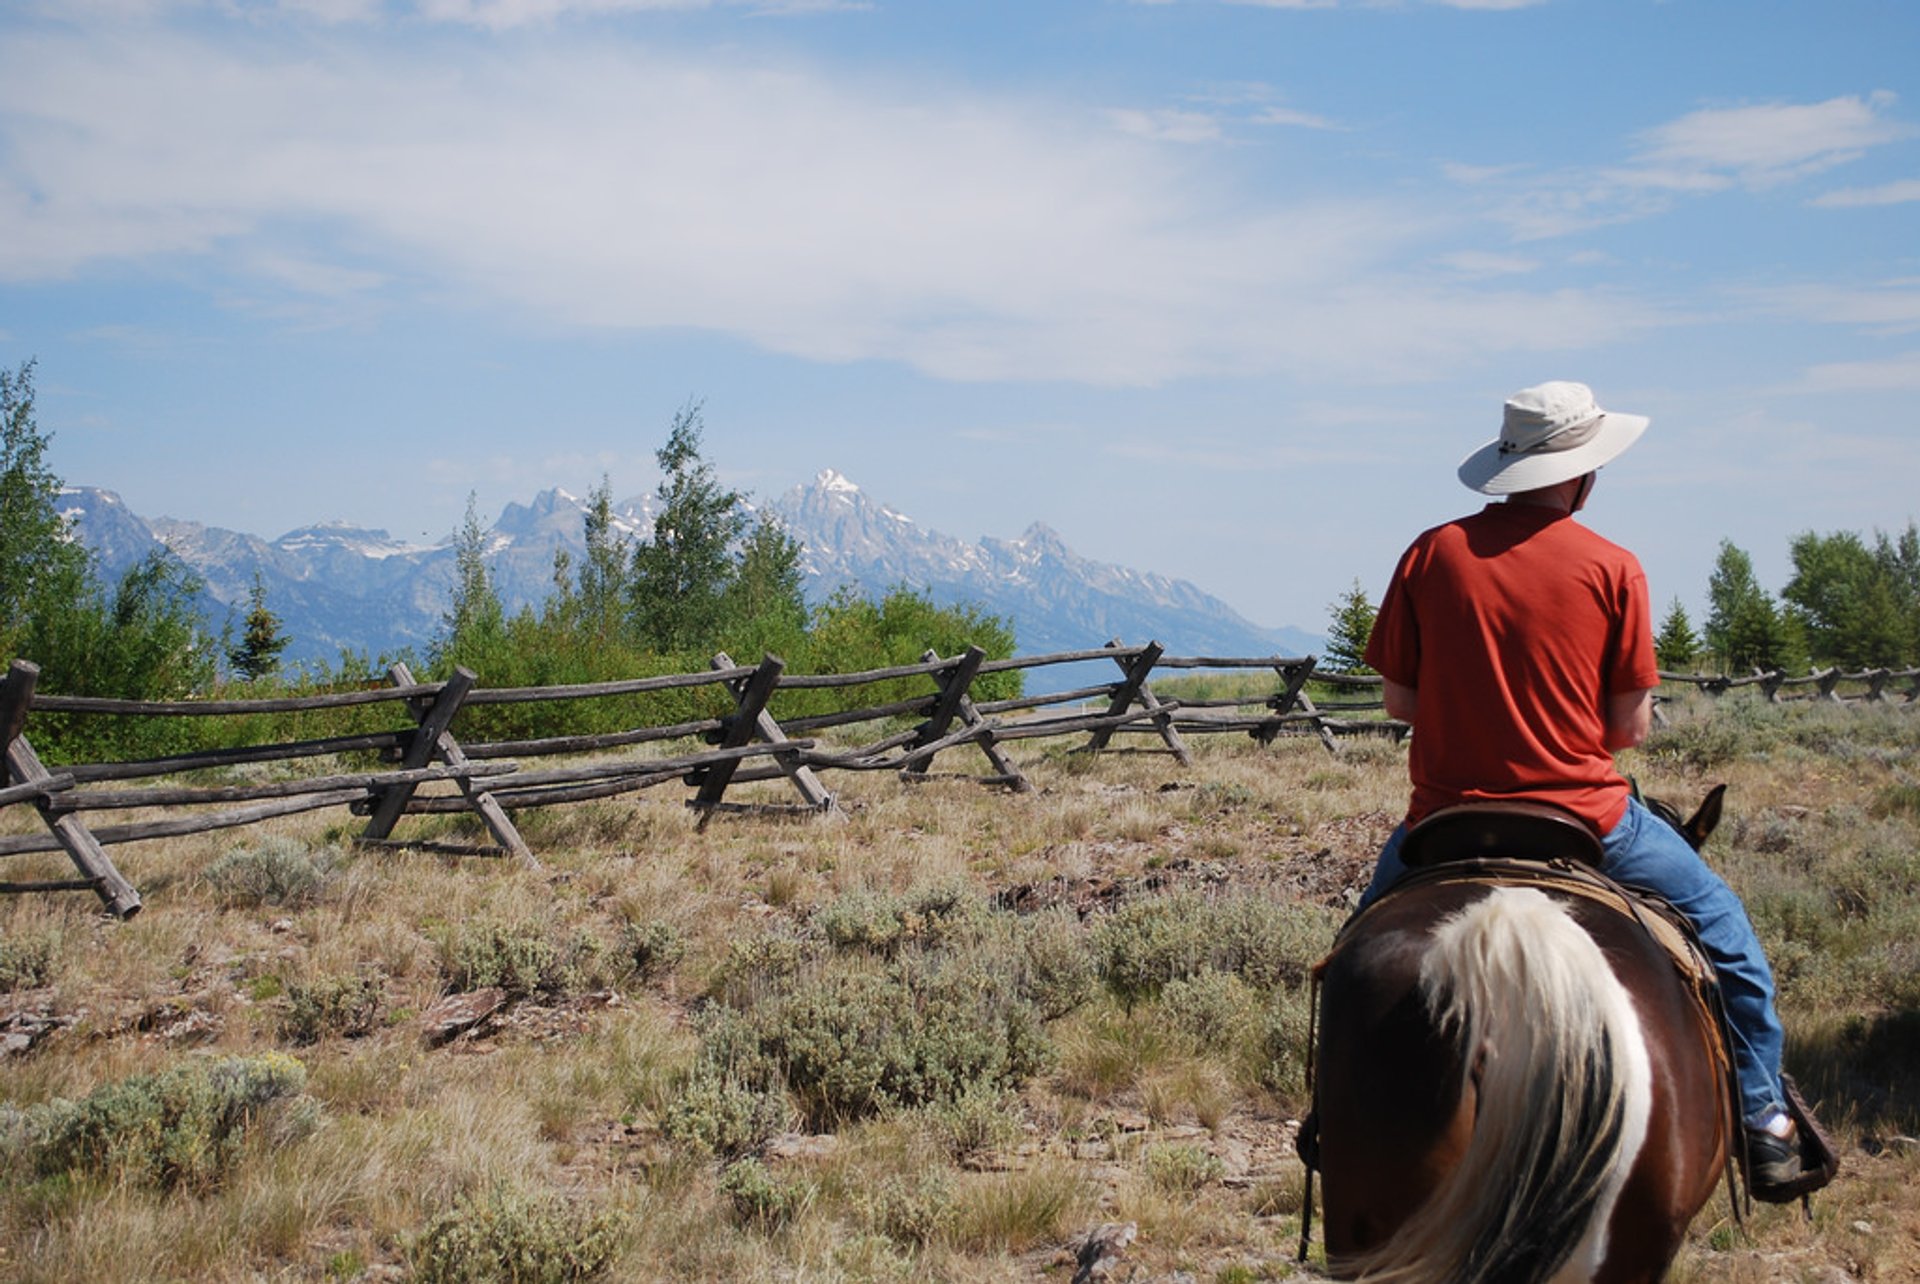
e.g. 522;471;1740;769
57;474;1319;679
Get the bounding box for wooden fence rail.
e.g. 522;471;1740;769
3;648;1912;918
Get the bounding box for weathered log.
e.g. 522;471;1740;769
0;789;366;856
0;772;75;808
49;762;517;812
459;665;753;704
976;645;1151;673
26;682;437;716
62;731;409;784
459;717;726;760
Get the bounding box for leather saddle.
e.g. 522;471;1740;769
1400;800;1604;869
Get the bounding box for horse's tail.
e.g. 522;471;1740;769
1345;886;1653;1284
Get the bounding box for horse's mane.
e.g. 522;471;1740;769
1337;886;1653;1283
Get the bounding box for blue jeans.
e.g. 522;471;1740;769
1360;798;1787;1125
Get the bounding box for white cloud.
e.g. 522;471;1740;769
1254;105;1340;131
1789;350;1920;393
1742;281;1920;335
1813;178;1920;208
0;24;1670;386
1628;91;1911;189
1436;250;1539;277
1109;107;1223;144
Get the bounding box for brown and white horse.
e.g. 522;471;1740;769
1312;796;1731;1282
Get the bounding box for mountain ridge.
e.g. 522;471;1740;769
57;474;1322;677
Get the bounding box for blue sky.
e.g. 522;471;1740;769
3;0;1917;641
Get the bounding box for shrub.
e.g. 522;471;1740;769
409;1185;624;1284
1092;891;1335;1009
443;918;608;999
202;837;337;908
11;1052;309;1190
718;1157;813;1232
915;1081;1024;1160
620;919;686;984
1160;969;1259;1053
761;954;1051;1128
657;1073;793;1159
0;930;55;992
861;1168;955;1246
1144;1141;1224;1193
282;972;383;1044
1256;987;1316;1101
815;878;984;956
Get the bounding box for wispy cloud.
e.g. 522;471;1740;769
1789;350;1920;393
1108;107;1223;143
1626;91;1911;189
1812;177;1920;208
0;23;1664;386
1455;93;1915;240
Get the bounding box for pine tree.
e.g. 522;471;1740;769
228;574;290;681
1654;598;1699;671
1323;579;1377;674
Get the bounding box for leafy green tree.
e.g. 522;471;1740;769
1705;540;1782;670
1782;529;1910;669
228;574;290;681
1;359;94;663
1654;598;1699;671
802;584;1020;706
1322;579;1377;674
432;493;505;671
721;515;808;657
629;403;747;653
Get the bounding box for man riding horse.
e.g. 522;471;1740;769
1357;380;1821;1202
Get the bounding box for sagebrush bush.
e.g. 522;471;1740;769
1159;968;1259;1053
657;1072;793;1158
860;1167;955;1246
620;918;686;984
6;1052;309;1190
442;917;609;999
282;972;383;1044
760;953;1051;1127
815;877;984;956
202;836;338;907
409;1185;624;1284
1092;890;1335;1008
0;930;55;992
718;1157;813;1232
914;1080;1024;1160
1144;1141;1224;1193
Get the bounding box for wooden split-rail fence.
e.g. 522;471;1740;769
1;644;1385;918
6;646;1911;920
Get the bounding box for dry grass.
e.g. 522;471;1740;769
3;700;1918;1281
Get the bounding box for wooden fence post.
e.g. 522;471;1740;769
1264;657;1337;752
1815;668;1843;703
902;647;1029;791
362;664;535;865
1082;641;1191;765
1;660;142;917
691;653;834;827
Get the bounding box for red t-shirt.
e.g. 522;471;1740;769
1363;503;1660;834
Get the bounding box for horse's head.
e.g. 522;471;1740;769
1645;783;1726;852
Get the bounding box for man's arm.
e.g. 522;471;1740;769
1605;687;1653;750
1383;678;1418;725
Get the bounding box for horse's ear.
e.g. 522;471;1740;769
1684;784;1727;850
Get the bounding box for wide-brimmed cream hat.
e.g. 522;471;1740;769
1457;381;1650;495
